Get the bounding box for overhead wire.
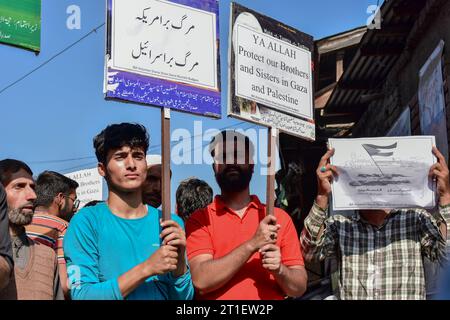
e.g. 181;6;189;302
0;22;105;95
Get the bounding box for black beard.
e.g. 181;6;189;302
61;199;74;222
215;165;253;193
8;207;34;226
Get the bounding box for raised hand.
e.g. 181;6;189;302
315;148;338;208
430;147;450;206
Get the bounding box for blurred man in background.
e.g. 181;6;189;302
142;155;162;208
26;170;79;298
176;177;213;222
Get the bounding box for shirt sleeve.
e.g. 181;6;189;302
300;202;337;262
0;256;11;291
438;203;450;247
64;212;123;300
57;225;68;265
277;209;304;267
186;209;214;260
53;258;65;300
418;208;446;262
156;266;194;300
0;184;13;271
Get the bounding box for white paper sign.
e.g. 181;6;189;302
329;136;436;210
65;168;103;209
234;23;313;120
111;0;218;90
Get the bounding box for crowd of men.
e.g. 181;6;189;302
0;122;449;300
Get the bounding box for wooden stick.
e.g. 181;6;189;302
161;107;171;221
265;127;278;216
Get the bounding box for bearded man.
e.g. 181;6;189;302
0;159;63;300
26;170;79;299
0;184;12;291
186;130;307;300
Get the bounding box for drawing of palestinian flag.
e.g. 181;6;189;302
362;142;397;157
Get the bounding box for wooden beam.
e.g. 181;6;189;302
318;112;363;125
328;104;368;113
360;44;404;56
339;79;383;90
336;51;344;81
393;1;426;16
315;84;336;109
374;24;413;37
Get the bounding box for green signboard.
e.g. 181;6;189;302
0;0;41;52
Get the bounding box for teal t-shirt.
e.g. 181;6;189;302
64;202;193;300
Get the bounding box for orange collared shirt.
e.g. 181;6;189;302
186;195;304;300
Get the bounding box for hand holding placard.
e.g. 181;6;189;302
315;148;338;209
430;146;450;206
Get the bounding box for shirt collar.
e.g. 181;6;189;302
11;231;31;252
211;194;263;214
353;209;401;225
33;211;68;224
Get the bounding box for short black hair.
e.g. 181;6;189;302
84;200;104;207
176;178;213;221
34;171;79;208
208;130;254;160
93;123;149;164
0;159;33;187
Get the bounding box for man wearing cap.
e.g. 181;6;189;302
186;130;307;300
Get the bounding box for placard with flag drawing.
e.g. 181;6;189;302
328;136;437;211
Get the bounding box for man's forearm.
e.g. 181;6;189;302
273;265;307;298
300;198;329;262
192;240;256;295
117;262;150;298
59;263;70;300
315;195;329;210
0;256;11;290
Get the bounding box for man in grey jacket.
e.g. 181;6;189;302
0;184;13;290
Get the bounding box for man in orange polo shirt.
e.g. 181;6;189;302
186;130;307;300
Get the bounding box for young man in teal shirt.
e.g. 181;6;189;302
64;123;193;300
